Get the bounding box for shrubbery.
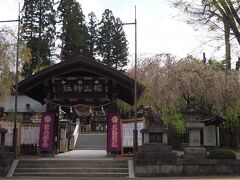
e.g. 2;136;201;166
208;149;236;159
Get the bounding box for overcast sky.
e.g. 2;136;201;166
0;0;225;65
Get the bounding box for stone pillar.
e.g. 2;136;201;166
186;122;204;146
184;122;207;160
189;129;201;146
134;125;177;176
216;126;220;146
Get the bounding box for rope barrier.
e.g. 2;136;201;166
49;100;116;109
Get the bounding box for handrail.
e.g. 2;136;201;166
72;119;80;148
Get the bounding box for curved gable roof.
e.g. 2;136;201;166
18;55;144;105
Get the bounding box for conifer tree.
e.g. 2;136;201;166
58;0;88;60
97;9;129;70
21;0;56;77
87;12;98;57
112;18;129;69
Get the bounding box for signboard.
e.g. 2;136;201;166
52;77;108;100
39;113;55;152
107;113;121;152
21;126;40;145
122;121;144;147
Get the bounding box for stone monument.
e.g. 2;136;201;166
135;123;177;162
201;116;223;147
184;122;207;160
134;119;178;176
181;103;207;160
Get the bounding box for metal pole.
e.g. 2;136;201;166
0;20;19;23
13;3;20;158
111;6;138;154
133;5;138;154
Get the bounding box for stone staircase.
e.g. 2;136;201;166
13;159;129;177
75;133;107;150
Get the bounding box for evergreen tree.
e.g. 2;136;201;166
97;9;115;67
112;18;128;69
86;12;98;57
58;0;88;60
21;0;56;77
97;9;128;70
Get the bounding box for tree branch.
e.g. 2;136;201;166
213;0;240;45
226;0;240;26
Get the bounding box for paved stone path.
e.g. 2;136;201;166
40;150;110;160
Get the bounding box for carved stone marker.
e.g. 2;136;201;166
203;125;217;146
134;124;177;163
186;122;204;146
134;123;178;176
184;122;207;160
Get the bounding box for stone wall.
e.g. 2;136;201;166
0;151;14;176
135;159;240;177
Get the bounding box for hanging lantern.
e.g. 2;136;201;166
74;105;91;117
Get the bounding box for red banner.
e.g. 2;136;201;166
39;112;55;152
107;113;121;152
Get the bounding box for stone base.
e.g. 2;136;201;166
0;152;14;176
135;163;183;176
184;147;207;160
138;143;172;152
135;159;240;177
134;143;177;164
135;151;177;160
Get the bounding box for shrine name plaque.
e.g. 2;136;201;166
52;77;108;100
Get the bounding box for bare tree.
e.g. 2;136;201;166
172;0;240;70
128;54;240;142
0;27;31;102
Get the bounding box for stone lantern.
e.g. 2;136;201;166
23;104;34;123
134;119;177;163
182;104;207;160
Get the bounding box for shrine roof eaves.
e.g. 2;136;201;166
18;55;145;106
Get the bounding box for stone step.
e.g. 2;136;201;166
13;172;129;177
75;133;107;150
15;167;128;173
14;160;129;177
74;146;106;150
18;160;127;165
17;163;128;168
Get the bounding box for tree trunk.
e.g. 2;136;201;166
237;125;240;148
38;0;42;64
213;1;240;47
224;21;231;70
